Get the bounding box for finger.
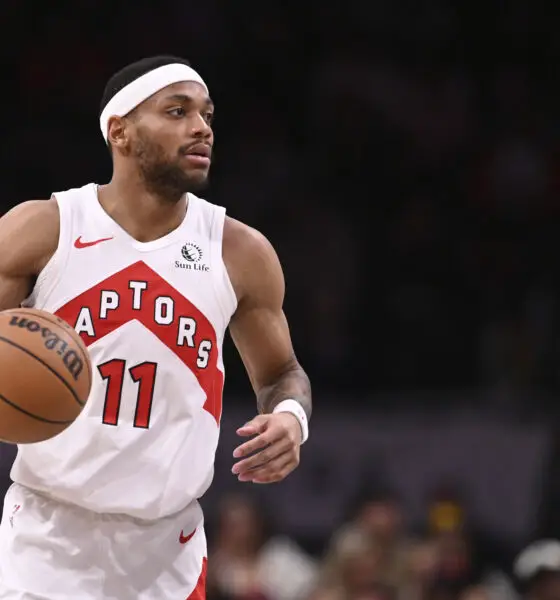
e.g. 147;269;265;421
236;415;269;438
233;424;283;459
242;451;296;484
232;437;291;475
233;433;271;462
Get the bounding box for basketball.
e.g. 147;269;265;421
0;308;92;444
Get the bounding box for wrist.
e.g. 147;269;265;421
273;399;309;444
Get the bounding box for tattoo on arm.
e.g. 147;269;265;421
256;360;312;419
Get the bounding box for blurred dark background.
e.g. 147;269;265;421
2;1;560;599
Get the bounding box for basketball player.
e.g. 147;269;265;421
0;56;312;599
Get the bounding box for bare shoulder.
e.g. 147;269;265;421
222;216;278;265
222;216;284;307
0;198;60;276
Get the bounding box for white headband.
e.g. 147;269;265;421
99;63;208;141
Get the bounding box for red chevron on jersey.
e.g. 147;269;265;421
55;260;223;424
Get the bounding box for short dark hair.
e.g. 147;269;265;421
99;55;191;117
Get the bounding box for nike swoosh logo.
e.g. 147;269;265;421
179;528;196;544
74;236;114;249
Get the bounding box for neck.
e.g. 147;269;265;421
98;170;188;243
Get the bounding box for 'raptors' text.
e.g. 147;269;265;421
55;261;224;423
73;283;212;368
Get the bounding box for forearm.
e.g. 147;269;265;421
256;360;312;419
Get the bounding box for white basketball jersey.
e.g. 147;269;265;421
11;183;237;519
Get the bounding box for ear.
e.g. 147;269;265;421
107;116;130;154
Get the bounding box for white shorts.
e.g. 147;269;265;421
0;483;208;600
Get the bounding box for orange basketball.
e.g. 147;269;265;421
0;308;92;444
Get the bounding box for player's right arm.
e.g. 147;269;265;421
0;200;59;310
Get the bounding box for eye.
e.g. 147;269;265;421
204;112;214;124
168;107;186;117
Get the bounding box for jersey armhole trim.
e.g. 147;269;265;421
210;207;238;325
23;194;73;310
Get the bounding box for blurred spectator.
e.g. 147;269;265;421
312;532;396;600
514;540;560;600
207;494;317;600
400;540;440;600
430;531;476;597
320;486;415;596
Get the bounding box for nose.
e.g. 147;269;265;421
191;113;212;139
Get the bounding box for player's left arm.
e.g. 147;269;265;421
224;218;311;484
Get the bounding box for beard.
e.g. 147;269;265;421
131;129;209;202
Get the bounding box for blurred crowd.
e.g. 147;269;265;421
2;0;559;406
205;489;560;600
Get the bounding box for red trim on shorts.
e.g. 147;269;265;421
186;557;207;600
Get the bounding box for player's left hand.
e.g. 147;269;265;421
232;412;302;484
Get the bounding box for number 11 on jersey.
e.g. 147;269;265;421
98;359;157;428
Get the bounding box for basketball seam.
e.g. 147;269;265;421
24;311;93;386
0;392;74;425
0;335;86;407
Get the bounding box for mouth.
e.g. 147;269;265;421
182;154;211;168
181;143;212;168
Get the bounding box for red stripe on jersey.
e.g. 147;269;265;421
55;261;223;424
186;557;207;600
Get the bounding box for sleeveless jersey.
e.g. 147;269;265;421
11;183;237;519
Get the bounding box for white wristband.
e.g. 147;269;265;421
273;399;309;444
